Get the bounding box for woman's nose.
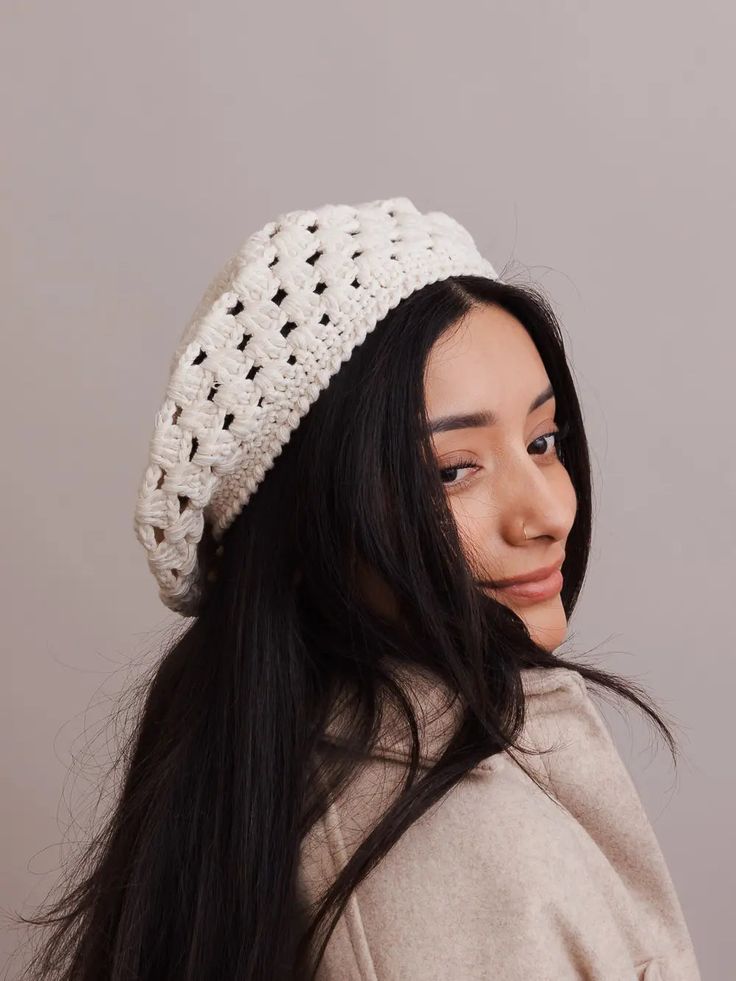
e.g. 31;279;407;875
495;455;571;545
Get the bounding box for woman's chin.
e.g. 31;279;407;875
513;598;568;652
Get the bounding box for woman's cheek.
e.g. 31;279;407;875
449;498;491;559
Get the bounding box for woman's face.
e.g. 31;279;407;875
424;302;578;653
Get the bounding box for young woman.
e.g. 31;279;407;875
18;197;701;979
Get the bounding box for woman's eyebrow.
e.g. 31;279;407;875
429;383;555;435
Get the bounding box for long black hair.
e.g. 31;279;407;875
13;274;680;980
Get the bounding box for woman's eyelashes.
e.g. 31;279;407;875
438;457;478;489
438;421;571;489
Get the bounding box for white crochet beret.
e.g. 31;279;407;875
133;195;498;615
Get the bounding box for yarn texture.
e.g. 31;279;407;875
133;196;498;615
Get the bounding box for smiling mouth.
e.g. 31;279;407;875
487;558;564;589
486;568;564;604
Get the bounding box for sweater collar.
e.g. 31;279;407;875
320;661;581;773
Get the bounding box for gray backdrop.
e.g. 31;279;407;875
2;1;733;974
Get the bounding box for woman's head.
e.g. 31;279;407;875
423;292;579;652
204;273;591;669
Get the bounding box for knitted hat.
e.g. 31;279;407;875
133;196;498;616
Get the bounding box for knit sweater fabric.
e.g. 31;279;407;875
298;665;701;980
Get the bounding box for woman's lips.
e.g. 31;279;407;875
491;569;564;605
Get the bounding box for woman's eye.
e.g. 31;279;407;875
439;459;476;488
530;427;566;458
438;422;571;489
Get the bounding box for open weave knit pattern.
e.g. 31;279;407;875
134;196;498;616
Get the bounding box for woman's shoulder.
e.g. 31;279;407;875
300;664;702;978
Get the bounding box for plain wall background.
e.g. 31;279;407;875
2;0;733;975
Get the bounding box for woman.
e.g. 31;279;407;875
18;197;701;979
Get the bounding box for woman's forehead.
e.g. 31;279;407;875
425;305;550;419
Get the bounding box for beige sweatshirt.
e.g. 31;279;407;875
298;664;702;980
